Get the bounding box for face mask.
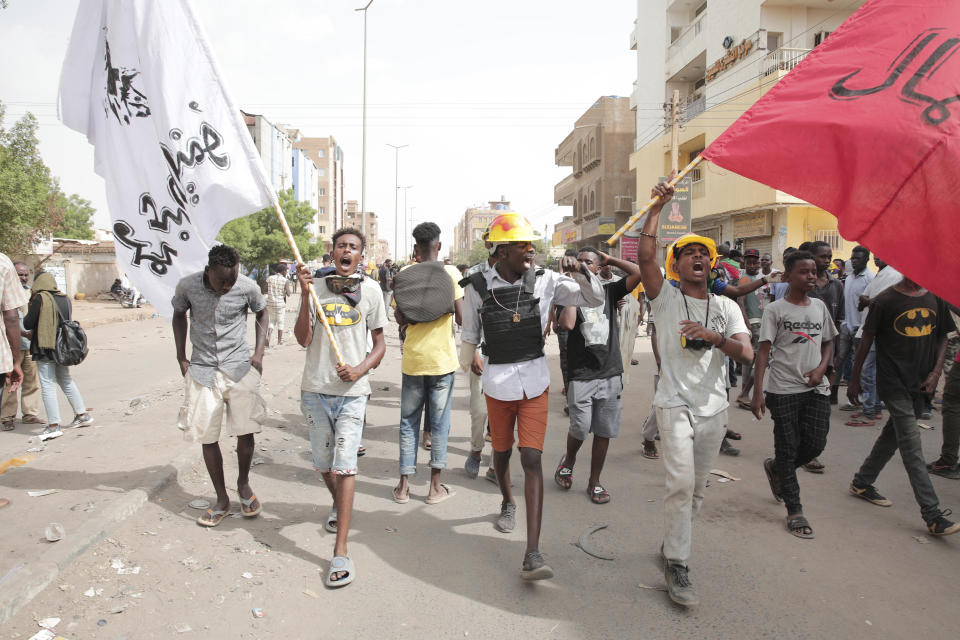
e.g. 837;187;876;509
324;273;363;307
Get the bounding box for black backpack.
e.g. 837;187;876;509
53;299;88;366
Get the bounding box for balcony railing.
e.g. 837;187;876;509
667;12;705;58
683;92;706;121
761;47;811;78
691;167;705;199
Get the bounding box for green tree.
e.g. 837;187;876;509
218;188;322;285
0;103;57;253
49;193;96;240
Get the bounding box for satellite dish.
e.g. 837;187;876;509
722;35;734;49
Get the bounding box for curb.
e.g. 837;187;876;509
0;445;199;625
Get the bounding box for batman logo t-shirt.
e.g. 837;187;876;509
865;288;955;396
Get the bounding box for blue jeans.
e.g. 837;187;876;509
398;372;455;476
301;392;367;476
853;390;943;524
861;344;879;415
36;359;86;426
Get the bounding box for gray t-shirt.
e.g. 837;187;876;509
741;273;763;322
301;277;387;397
171;272;266;387
759;297;838;396
651;284;749;417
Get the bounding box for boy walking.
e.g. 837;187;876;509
265;264;289;346
554;249;641;504
172;245;268;528
848;277;959;536
295;227;386;587
751;251;837;539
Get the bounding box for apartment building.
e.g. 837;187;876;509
452;198;512;258
553;96;636;257
242;111;294;193
344;200;384;262
629;0;865;264
295;136;345;249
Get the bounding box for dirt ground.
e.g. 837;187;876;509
1;308;957;639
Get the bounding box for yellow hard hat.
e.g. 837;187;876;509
664;234;718;278
487;212;538;244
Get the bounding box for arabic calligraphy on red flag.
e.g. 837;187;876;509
702;0;960;308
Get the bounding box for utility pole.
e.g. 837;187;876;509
399;185;413;259
386;143;407;260
355;0;373;232
670;89;681;173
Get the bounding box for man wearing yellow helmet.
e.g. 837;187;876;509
461;211;604;581
636;180;754;607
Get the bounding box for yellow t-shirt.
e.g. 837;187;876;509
401;264;464;376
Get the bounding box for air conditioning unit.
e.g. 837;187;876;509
814;31;831;46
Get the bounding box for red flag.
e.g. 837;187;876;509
702;0;960;308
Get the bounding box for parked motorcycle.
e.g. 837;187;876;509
110;279;145;308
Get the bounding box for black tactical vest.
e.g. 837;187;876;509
467;267;545;365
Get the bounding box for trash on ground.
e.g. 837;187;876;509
574;524;614;561
251;608;265;618
110;605;126;614
37;617;61;629
302;589;321;599
181;556;197;567
918;423;934;430
26;447;44;453
175;623;192;633
715;477;731;483
187;499;210;510
385;527;397;533
709;469;740;481
97;620;107;627
647;499;656;502
28;630;67;640
637;583;667;592
44;523;65;542
251;457;265;466
242;572;253;579
912;535;931;544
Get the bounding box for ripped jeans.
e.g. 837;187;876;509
301;392;367;476
398;372;455;476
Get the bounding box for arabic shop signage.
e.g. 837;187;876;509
706;38;754;83
657;176;692;244
562;227;580;244
732;210;770;238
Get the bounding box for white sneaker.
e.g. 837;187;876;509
39;426;63;441
66;414;94;428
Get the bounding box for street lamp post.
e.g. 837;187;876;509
399;185;413;259
387;143;407;260
408;206;417;260
355;0;373;233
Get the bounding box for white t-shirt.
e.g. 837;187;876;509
651;284;749;417
759;297;839;396
855;266;902;338
301;277;387;396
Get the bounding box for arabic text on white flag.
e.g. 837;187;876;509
58;0;274;318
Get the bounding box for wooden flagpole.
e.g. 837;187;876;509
272;202;345;366
606;155;704;246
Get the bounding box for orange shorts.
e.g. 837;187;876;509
485;390;549;452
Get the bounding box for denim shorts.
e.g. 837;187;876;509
301;392;367;476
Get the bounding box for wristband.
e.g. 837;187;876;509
639;231;657;239
761;277;768;285
717;335;727;349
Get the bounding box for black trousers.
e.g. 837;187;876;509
767;390;831;514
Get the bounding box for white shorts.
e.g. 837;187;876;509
177;369;266;444
268;305;285;332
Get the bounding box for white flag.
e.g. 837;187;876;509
58;0;274;318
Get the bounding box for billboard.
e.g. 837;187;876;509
657;176;692;244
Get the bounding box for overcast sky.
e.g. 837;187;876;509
1;0;638;258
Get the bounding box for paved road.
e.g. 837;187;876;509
2;311;957;639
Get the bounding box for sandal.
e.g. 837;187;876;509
786;514;815;539
392;484;409;504
1;420;13;432
22;415;44;425
736;400;752;411
197;508;228;527
641;440;659;460
425;483;455;505
803;458;825;474
845;417;875;427
763;458;783;503
554;455;573;490
325;507;338;533
587;484;610;504
325;556;355;588
726;429;742;440
239;493;261;517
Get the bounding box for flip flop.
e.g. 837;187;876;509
786;515;815;539
803;459;825;474
845;417;875;427
325;507;338;533
239;493;261;517
425;483;456;505
22;415;44;425
587;485;610;504
325;556;355;588
554;455;573;490
0;421;13;431
392;485;409;504
763;458;783;503
726;429;742;440
736;400;752;411
196;509;228;527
